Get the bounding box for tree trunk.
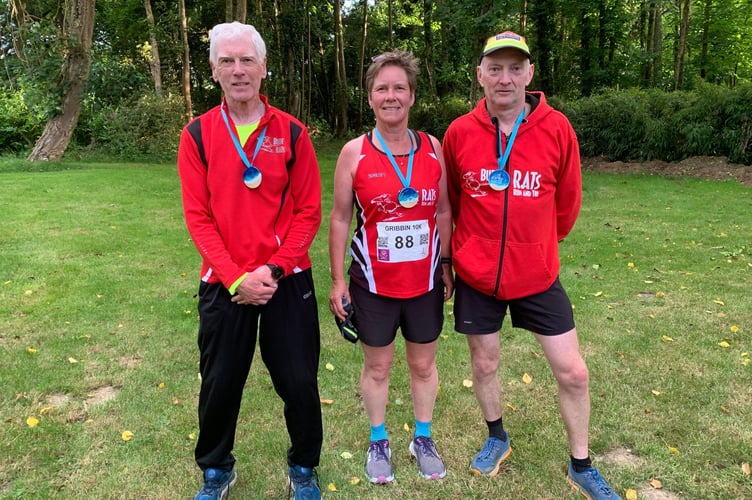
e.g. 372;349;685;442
651;1;663;86
699;0;711;80
580;4;594;96
302;0;310;124
388;0;393;50
144;0;162;95
673;0;690;90
358;0;369;130
27;0;96;162
333;0;348;137
178;0;192;122
531;0;555;95
423;0;437;99
224;0;247;22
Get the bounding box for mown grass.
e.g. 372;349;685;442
0;152;750;499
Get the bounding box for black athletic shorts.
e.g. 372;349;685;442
349;282;445;347
454;276;575;336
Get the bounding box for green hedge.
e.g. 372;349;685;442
552;83;752;165
3;84;750;166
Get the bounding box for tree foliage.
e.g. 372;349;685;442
0;0;750;161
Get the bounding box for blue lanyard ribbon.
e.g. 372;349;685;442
496;108;526;170
374;128;415;188
221;106;266;169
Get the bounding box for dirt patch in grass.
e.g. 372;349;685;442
601;448;682;500
602;447;644;468
85;385;118;406
581;156;752;186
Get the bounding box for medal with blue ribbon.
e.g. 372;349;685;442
489;107;525;191
221;105;266;189
374;128;418;208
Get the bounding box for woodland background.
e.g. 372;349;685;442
1;0;750;164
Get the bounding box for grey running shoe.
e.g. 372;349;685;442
365;439;394;484
469;432;512;476
409;436;447;480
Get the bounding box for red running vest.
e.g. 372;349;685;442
348;130;443;299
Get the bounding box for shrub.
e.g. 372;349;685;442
563;84;752;165
76;92;187;162
0;88;41;153
411;95;471;140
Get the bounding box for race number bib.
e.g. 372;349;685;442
376;219;430;263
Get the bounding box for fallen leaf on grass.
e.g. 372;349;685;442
651;389;661;396
505;403;516;411
713;299;725;306
320;398;334;405
742;462;750;476
522;373;532;384
625;488;637;500
718;341;730;348
121;430;134;442
349;476;361;485
68;357;79;364
650;477;663;489
667;445;680;455
325;362;335;371
340;451;353;459
26;416;39;428
662;335;673;342
327;483;337;491
462;379;473;388
188;432;196;440
26;346;37;354
730;325;739;333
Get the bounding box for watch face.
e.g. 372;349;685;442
269;265;284;280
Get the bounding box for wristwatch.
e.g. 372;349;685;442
266;264;285;280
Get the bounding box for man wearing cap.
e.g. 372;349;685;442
442;31;621;499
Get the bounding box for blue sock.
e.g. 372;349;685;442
370;422;388;442
415;419;431;438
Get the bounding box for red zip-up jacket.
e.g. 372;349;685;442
177;96;322;290
442;92;581;300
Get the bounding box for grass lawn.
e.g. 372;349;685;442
0;150;750;499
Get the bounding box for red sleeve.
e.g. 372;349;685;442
555;120;582;241
267;126;322;275
442;124;462;222
177;123;246;287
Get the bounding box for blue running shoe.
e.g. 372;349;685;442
409;436;447;480
195;468;237;500
469;432;512;476
365;439;394;484
566;463;622;500
287;464;321;500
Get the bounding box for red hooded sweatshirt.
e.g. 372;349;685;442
442;92;581;299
